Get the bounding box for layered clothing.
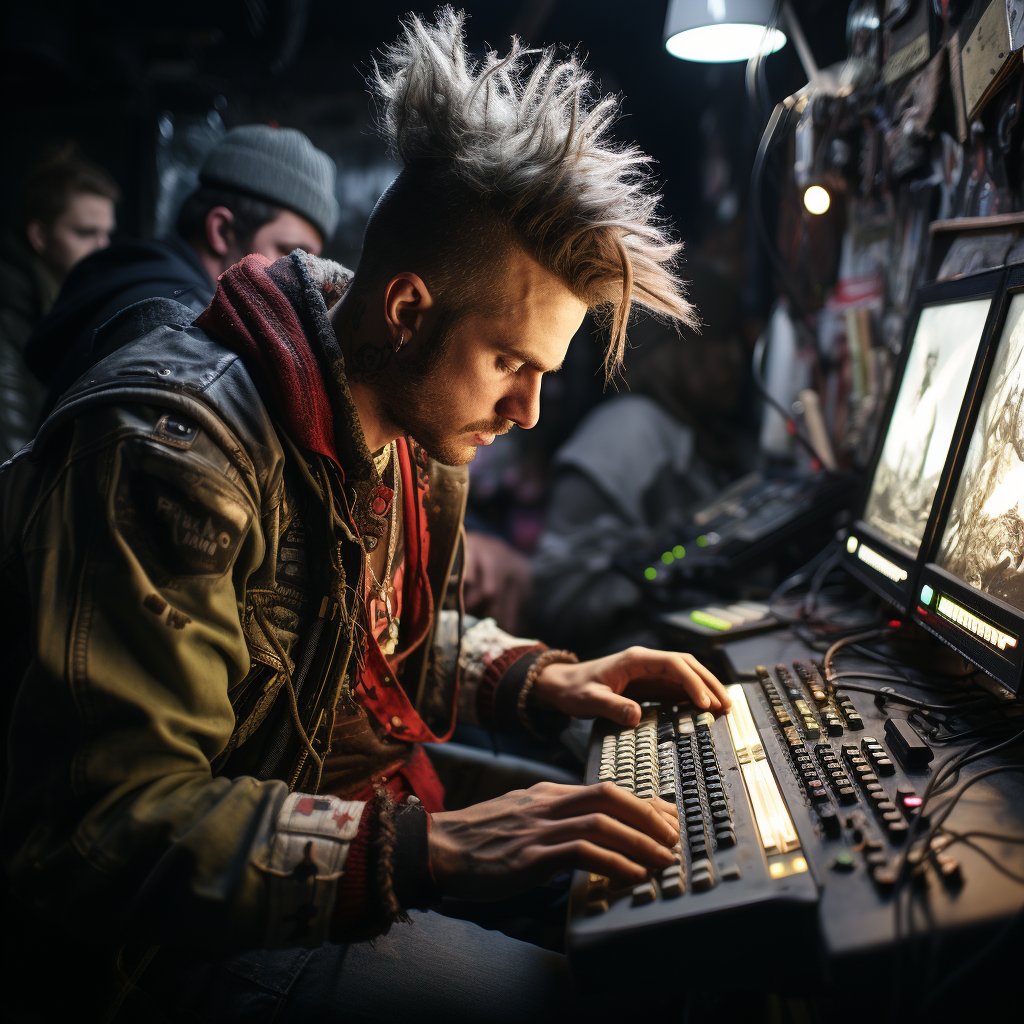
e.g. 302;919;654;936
0;252;561;969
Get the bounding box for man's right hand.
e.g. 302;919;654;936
427;781;680;900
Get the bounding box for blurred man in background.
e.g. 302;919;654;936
24;123;338;413
0;145;118;461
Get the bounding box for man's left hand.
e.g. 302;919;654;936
533;646;732;727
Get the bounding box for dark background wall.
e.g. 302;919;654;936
3;0;850;266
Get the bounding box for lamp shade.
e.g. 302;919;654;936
664;0;787;63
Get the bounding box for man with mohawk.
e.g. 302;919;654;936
1;9;728;1022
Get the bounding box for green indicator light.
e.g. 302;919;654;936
644;567;658;581
661;551;674;564
920;584;934;607
690;609;732;631
673;544;686;559
846;535;859;554
696;535;709;548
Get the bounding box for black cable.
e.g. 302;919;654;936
890;729;1024;1016
769;542;838;603
822;627;893;680
938;827;1024;845
750;331;831;466
750;102;807;316
826;678;996;713
802;546;843;616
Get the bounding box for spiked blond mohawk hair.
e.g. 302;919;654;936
367;8;696;379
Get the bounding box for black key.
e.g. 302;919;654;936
838;787;858;805
712;810;730;823
710;800;727;811
819;805;841;838
886;820;909;842
876;800;896;812
811;787;830;802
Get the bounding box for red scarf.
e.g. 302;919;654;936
196;253;341;468
197;253;447;809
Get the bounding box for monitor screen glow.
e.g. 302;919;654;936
936;292;1024;614
862;298;992;559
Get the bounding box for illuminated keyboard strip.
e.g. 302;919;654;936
936;595;1018;652
725;684;801;855
856;543;908;583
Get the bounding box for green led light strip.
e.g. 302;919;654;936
689;609;732;631
856;543;908;583
936;594;1018;652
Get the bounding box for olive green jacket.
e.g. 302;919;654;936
0;294;490;952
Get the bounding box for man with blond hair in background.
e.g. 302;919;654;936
1;11;728;1022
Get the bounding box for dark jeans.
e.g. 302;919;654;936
134;910;575;1024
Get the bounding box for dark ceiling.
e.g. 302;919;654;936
4;1;851;256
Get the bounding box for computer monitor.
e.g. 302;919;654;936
841;271;1002;611
916;265;1024;693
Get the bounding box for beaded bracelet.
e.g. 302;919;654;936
517;648;579;738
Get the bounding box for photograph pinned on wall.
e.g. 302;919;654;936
938;292;1024;612
862;297;992;556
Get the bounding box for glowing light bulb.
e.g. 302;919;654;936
665;24;787;63
803;185;831;215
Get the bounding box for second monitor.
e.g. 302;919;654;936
842;269;1002;611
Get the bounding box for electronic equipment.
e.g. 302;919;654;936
841;269;1003;612
915;263;1024;694
566;639;1024;982
660;600;776;644
617;469;859;599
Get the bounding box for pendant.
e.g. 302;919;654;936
380;618;400;656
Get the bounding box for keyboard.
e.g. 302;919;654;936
565;658;977;978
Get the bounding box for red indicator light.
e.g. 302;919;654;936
888;620;902;629
902;796;923;808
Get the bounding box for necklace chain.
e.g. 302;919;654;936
366;441;400;651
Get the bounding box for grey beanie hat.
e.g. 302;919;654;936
199;124;340;239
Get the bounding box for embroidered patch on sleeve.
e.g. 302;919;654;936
113;444;252;581
262;792;366;947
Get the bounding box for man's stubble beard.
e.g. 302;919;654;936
379;319;513;466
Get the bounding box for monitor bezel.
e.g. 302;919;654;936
914;565;1024;695
841;268;1006;612
913;261;1024;694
